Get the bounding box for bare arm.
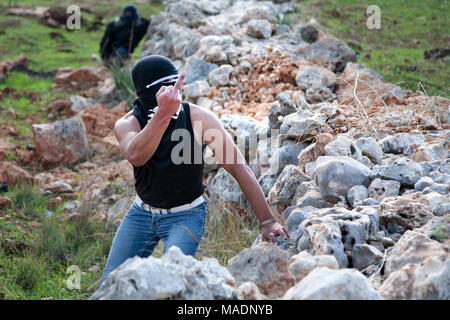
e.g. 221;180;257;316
114;72;186;167
114;110;171;167
191;105;289;243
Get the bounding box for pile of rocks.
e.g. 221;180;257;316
140;0;448;130
140;0;357;120
91;246;239;300
92;216;448;300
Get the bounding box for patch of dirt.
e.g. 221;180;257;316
208;52;299;120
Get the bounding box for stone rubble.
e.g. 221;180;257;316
283;267;381;300
227;242;295;299
91;246;238;300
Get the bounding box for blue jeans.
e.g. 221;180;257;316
99;200;207;287
111;46;129;59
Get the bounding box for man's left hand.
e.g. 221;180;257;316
261;221;290;244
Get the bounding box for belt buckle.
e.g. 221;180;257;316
151;206;168;215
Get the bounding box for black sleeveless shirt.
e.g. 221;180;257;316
132;101;205;208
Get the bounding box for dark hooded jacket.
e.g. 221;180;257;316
99;16;150;59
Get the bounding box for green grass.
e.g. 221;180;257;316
0;72;59;142
3;96;32;114
0;72;53;91
288;0;450;97
0;184;113;299
430;223;448;242
12;184;48;219
0;15;99;71
12;254;47;291
0;248;102;299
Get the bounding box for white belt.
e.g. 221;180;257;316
134;194;205;214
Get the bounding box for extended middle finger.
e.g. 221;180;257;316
173;71;186;92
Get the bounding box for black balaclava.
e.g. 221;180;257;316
121;5;139;26
132;55;179;112
131;55;187;169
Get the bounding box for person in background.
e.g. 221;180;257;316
99;5;150;64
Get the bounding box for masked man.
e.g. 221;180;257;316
99;55;289;286
99;5;150;63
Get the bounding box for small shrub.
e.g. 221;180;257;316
108;62;136;107
36;217;67;265
112;181;125;195
5;151;15;162
14;254;47;290
150;0;164;5
276;13;291;27
42;195;111;268
196;202;260;265
12;184;48;219
7;0;20;7
430;224;447;242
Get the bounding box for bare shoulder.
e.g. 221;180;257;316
188;103;222;129
115;110;139;126
114;110;141;134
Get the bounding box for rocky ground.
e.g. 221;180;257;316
1;0;449;300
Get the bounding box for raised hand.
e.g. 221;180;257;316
155;71;186;119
